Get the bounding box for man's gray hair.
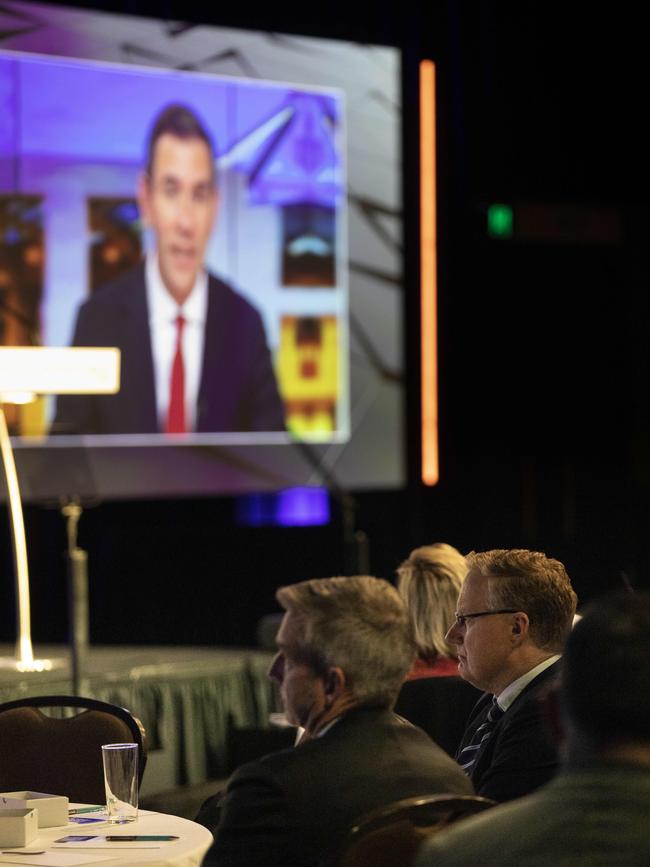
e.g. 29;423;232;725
276;575;416;707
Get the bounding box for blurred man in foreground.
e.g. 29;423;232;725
447;549;577;801
416;592;650;866
199;575;472;866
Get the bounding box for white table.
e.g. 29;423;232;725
0;807;213;867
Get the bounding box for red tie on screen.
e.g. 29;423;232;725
166;314;186;434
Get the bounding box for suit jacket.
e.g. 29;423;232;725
415;761;650;867
456;660;561;802
53;264;285;434
197;705;474;867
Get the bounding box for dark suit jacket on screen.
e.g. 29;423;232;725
197;705;474;867
53;264;285;434
456;660;561;803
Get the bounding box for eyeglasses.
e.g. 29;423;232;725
452;609;521;627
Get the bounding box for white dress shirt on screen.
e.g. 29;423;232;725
145;253;208;432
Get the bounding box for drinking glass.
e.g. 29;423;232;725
101;743;138;823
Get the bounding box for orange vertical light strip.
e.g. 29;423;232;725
419;60;438;485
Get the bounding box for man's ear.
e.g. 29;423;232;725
323;666;346;702
137;173;151;225
511;611;530;644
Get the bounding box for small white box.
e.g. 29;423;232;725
0;808;38;847
0;792;69;828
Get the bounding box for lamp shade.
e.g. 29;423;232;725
0;347;120;398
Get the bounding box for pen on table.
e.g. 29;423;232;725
68;806;104;815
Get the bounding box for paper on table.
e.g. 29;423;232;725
52;838;163;850
0;854;114;866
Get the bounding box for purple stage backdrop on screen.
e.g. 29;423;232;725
0;52;345;409
0;0;404;500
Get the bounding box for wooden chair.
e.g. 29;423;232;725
0;695;147;805
325;793;496;867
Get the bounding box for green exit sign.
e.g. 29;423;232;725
487;204;513;239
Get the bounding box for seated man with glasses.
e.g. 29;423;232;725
446;549;577;802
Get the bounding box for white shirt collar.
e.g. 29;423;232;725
294;716;340;745
316;717;341;738
496;654;560;711
145;253;208;325
144;253;208;431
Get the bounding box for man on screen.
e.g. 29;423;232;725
53;103;285;435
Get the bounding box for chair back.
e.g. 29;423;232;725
326;793;496;867
0;695;147;804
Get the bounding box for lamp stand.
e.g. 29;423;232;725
0;403;60;671
62;499;89;695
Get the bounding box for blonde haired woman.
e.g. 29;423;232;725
397;542;466;678
395;542;479;755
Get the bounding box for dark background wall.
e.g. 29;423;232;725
2;1;648;646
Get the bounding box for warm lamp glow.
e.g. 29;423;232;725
0;347;120;395
0;391;36;405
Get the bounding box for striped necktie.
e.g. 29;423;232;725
457;696;505;774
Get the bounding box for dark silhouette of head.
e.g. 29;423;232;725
562;592;650;759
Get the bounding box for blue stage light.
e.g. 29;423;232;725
235;487;330;527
